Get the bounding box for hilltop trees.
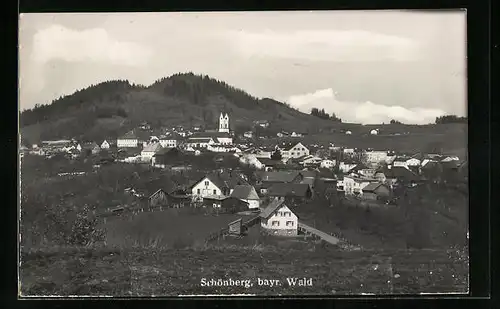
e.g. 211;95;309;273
435;115;467;124
310;108;342;122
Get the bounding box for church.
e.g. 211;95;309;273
185;112;233;148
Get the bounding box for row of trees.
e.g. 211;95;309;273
435;115;467;124
310;108;342;122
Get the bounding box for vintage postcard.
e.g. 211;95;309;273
18;10;468;297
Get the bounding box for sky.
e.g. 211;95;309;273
18;11;467;124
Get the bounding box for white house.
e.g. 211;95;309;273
392;157;421;169
279;142;310;160
441;156;460;162
158;136;177;148
320;159;336;169
190;175;226;201
230;185;261;209
339;161;358;173
239;154;265;170
259;199;298;236
117;131;139;148
340;176;376;196
345;130;352;135
243;131;254;139
141;143;162;161
364;151;388;164
370;129;379;135
186;137;216;149
76;144;82;152
101;140;110;149
291;132;302;137
343;148;355;154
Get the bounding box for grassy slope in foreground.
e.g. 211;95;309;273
20;246;468;296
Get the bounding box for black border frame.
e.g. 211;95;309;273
7;0;494;308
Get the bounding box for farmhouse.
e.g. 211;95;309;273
152;147;183;167
100;140;110;149
267;183;313;204
339;160;359;173
259;199;298;236
382;166;422;187
278;142;310;160
148;189;169;209
230;185;261;209
203;197;249;214
257;171;304;185
257;158;282;171
361;183;391;200
338;175;378;196
83;142;101;155
190;172;248;202
370;129;379;135
141;143;162;161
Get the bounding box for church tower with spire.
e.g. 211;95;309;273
218;112;230;133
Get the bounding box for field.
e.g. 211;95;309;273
102;210;254;248
260;123;467;158
19;245;468;296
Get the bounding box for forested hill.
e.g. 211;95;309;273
20;73;333;143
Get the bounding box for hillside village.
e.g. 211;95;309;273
20;110;468;249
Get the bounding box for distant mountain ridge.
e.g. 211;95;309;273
20;72;334;143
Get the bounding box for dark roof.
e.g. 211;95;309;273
258;158;282;166
260;198;286;219
153;147;182;156
119;130;149;141
191;132;231;139
188;137;214;143
300;169;318;178
257;171;301;183
383;166;421;181
362;183;388;193
267;183;312;198
278;141;303;151
230;185;260;200
193;171;248;190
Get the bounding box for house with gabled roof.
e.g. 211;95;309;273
257;171;303;185
267;183;313;203
230;185;261;209
141;143;162;161
259;198;298;236
362;183;391;200
190;171;248;202
278;142;309;161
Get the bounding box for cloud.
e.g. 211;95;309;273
225;29;419;62
31;24;153;66
287;88;446;124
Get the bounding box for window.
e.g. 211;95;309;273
286;221;294;227
272;221;280;227
197;189;200;194
285;211;291;217
213;189;217;195
204;181;209;186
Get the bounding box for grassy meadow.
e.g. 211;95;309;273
19;245;468;296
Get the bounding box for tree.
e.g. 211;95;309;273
435;115;467;124
271;149;282;161
390;119;402;124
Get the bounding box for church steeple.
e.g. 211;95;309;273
218;111;229;133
